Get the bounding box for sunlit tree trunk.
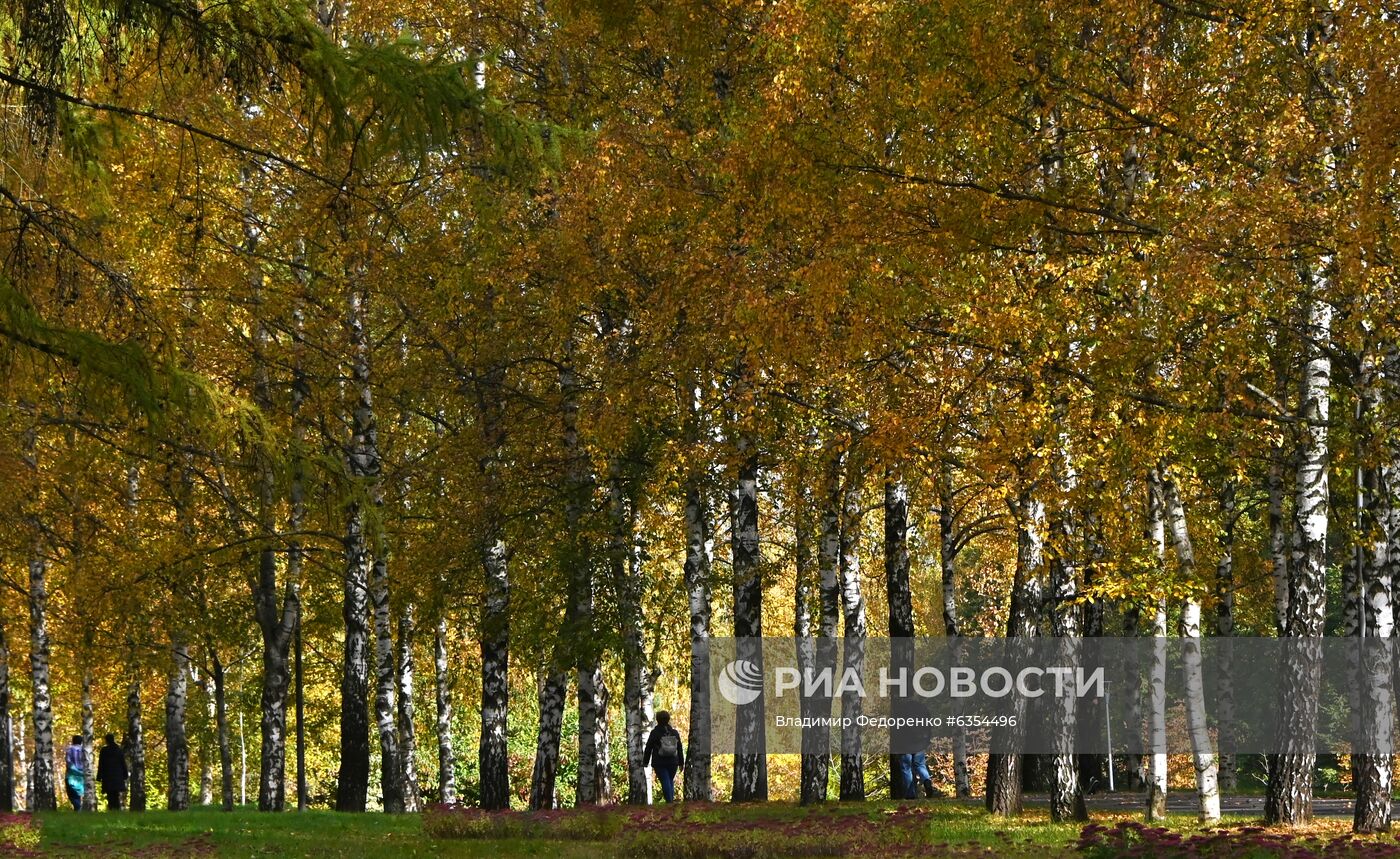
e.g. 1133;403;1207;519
614;470;655;805
731;444;767;802
211;652;233;812
1352;352;1392;834
1159;473;1220;821
1266;291;1331;827
1145;475;1168;822
166;637;191;811
476;365;511;810
371;557;404;813
528;668;568;810
397;606;419;812
936;466;972;798
987;487;1042;816
337;275;381;813
1047;424;1086;823
17;708;29;812
795;471;823;805
885;472;914;799
26;471;55;815
838;457;868;802
477;541;510;810
682;476;714;802
81;666;95;810
805;447;843;804
433;619;456;805
557;354;603;807
1214;480;1238;793
126;675;146;812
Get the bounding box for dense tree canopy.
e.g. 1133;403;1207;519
1;0;1398;834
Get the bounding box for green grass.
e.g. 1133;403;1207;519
26;801;1265;858
34;807;599;858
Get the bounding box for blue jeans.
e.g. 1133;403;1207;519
653;761;678;802
912;752;932;788
895;754;915;798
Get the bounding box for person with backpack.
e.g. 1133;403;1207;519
642;710;684;802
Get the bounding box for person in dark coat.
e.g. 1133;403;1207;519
96;733;129;811
642;710;684;802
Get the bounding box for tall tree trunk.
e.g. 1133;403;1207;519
1159;472;1221;822
1352;353;1393;834
1214;480;1238;793
1047;428;1086;823
397;606;420;812
371;558;404;813
838;458;868;802
477;538;510;809
81;666;95;810
476;358;511;811
885;473;914;799
338;276;385;813
1145;475;1168;822
937;466;972;798
126;675;146;812
804;447;844;804
592;671;613;803
682;477;714;802
255;568;295;812
528;668;568;810
17;706;28;812
987;488;1042;816
166;637;191;811
433;619;456;806
1266;292;1332;827
555;353;603;808
252;292;296;813
731;446;767;802
212;653;233;811
337;493;372;812
0;623;10;813
614;471;655;805
27;548;55;812
795;472;823;805
295;618;307;812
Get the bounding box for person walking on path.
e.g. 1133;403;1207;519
64;735;88;811
642;711;684;803
97;733;129;810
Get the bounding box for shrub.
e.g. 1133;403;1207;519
0;813;41;857
1077;821;1400;859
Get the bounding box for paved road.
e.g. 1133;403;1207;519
1009;793;1368;819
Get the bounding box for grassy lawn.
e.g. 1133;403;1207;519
10;801;1384;858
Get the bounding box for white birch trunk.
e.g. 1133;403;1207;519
27;548;54;812
1267;290;1332;826
126;677;146;811
397;606;419;812
837;459;867;802
371;559;403;812
166;637;190;811
682;476;713;802
81;668;95;810
1160;473;1220;822
1146;474;1168;822
433;619;456;805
